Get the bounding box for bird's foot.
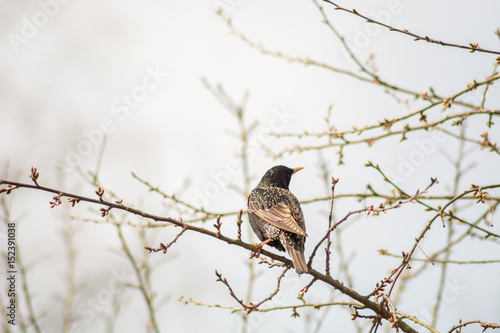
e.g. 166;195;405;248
249;239;271;259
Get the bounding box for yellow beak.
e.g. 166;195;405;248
292;167;304;175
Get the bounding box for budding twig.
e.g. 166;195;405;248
236;209;243;241
145;227;187;254
446;319;500;333
3;168;497;333
308;177;439;269
213;215;222;238
215;270;255;314
29;167;39;186
325;177;339;276
323;0;500;56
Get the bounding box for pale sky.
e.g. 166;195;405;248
1;0;499;332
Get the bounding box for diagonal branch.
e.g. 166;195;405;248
446;319;500;333
308;177;439;269
0;174;419;333
323;0;500;56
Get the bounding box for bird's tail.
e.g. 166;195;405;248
280;233;308;274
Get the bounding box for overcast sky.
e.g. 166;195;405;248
1;0;499;332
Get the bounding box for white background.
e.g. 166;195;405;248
1;0;499;332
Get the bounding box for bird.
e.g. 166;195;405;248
247;165;308;274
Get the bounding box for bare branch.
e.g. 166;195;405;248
145;227;187;254
308;177;439;269
446;319;500;333
323;0;500;56
0;171;421;332
325;177;339;276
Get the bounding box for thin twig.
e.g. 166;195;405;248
397;310;439;333
201;77;256;333
177;296;361;313
308;177;439;268
323;0;500;56
325;177;339;276
0;173;421;333
446;319;500;333
236;209;243;241
433;127;467;326
116;225;160;333
380;252;500;265
145;226;187;254
253;267;289;309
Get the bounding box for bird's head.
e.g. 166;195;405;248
258;165;303;189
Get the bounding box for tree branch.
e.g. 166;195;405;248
0;174;419;333
446;319;500;333
323;0;500;56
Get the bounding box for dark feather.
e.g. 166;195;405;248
248;187;307;237
247;165;308;274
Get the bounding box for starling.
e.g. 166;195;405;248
248;165;308;274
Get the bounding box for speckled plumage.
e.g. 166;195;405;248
248;165;308;274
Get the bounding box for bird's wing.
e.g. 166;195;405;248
248;189;307;237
